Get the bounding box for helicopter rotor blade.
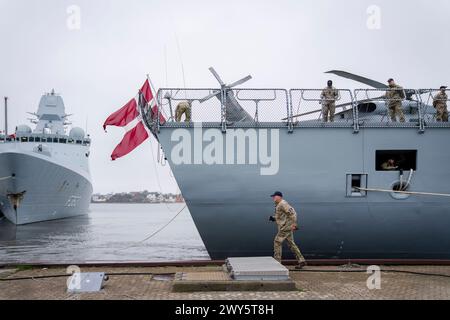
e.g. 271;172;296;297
282;97;385;121
199;90;221;104
227;75;252;88
325;70;388;89
209;67;225;86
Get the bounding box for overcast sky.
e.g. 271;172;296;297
0;0;449;194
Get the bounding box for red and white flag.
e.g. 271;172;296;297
103;98;139;131
105;78;164;161
110;121;149;161
140;79;166;125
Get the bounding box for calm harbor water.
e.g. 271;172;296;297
0;203;210;264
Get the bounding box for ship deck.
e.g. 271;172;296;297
2;262;450;300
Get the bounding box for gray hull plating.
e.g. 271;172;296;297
158;126;450;260
0;152;92;225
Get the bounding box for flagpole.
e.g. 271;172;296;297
146;75;159;108
146;74;162;130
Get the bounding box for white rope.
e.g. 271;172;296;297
114;204;186;253
113;139;185;253
0;176;13;181
402;169;414;190
356;187;450;197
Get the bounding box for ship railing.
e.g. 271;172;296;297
155;88;290;132
288;89;357;131
0;133;91;146
353;88;422;130
149;88;450;134
416;89;450;128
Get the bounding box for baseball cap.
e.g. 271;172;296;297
270;191;283;197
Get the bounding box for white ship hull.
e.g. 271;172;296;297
0;143;92;225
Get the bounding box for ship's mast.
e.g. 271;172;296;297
4;97;7;135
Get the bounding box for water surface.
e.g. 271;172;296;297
0;203;210;264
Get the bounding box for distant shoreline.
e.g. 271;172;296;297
90;201;185;204
91;192;184;204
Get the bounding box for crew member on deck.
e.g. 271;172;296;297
386;79;406;123
175;101;192;123
433;86;448;122
269;191;307;269
320;80;339;123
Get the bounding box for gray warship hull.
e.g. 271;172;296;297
157;126;450;260
0;91;93;225
143;74;450;261
0;151;92;225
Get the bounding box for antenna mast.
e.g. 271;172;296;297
175;33;187;99
4;97;8;136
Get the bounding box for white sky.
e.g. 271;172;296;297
0;0;449;193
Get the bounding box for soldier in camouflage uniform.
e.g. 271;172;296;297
433;86;448;122
175;101;192;122
269;191;307;269
320;80;339;122
386;79;406;123
381;159;398;171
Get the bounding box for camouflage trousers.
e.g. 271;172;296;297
388;103;405;122
322;103;336;122
274;230;305;264
175;104;191;122
436;106;449;122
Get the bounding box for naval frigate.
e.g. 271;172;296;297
142;68;450;261
0;90;93;225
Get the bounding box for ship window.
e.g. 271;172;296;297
29;137;34;142
0;136;4;142
59;138;67;144
35;137;41;142
68;139;74;144
376;150;417;171
76;140;82;144
46;137;52;143
21;137;28;142
53;138;58;143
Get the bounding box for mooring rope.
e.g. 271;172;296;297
356;187;450;197
113;139;186;253
0;176;13;181
114;205;186;253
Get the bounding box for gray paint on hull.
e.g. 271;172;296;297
158;125;450;260
0;153;92;225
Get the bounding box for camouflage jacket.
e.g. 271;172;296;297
385;85;406;105
433;92;448;108
176;101;191;110
321;87;338;103
275;200;298;232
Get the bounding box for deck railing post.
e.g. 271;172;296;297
221;88;227;133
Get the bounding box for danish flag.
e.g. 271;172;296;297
104;78;166;161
